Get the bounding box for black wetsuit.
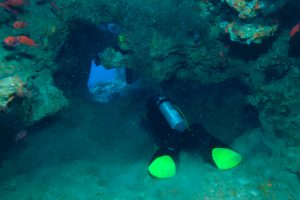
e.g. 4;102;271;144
143;95;230;165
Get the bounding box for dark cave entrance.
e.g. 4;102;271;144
162;78;260;144
54;19;119;96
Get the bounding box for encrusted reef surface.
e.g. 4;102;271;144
0;0;300;146
0;0;69;129
98;0;300;145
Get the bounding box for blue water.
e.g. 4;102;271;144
87;60;119;89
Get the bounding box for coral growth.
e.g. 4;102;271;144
0;76;24;108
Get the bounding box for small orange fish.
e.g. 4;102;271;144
4;0;26;7
290;23;300;38
16;35;38;47
3;36;18;46
13;21;27;29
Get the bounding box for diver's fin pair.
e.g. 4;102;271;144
147;148;242;179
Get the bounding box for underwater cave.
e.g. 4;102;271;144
1;0;300;199
51;18;261;147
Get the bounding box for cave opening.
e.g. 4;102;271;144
53;19;120;97
162;77;260;144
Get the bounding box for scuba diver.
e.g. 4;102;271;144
143;94;242;179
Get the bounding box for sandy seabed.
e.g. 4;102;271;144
0;96;299;200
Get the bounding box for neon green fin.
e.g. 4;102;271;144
148;155;176;179
212;148;242;170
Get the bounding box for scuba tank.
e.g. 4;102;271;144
147;95;186;132
158;100;186;132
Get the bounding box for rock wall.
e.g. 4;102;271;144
0;0;299;144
